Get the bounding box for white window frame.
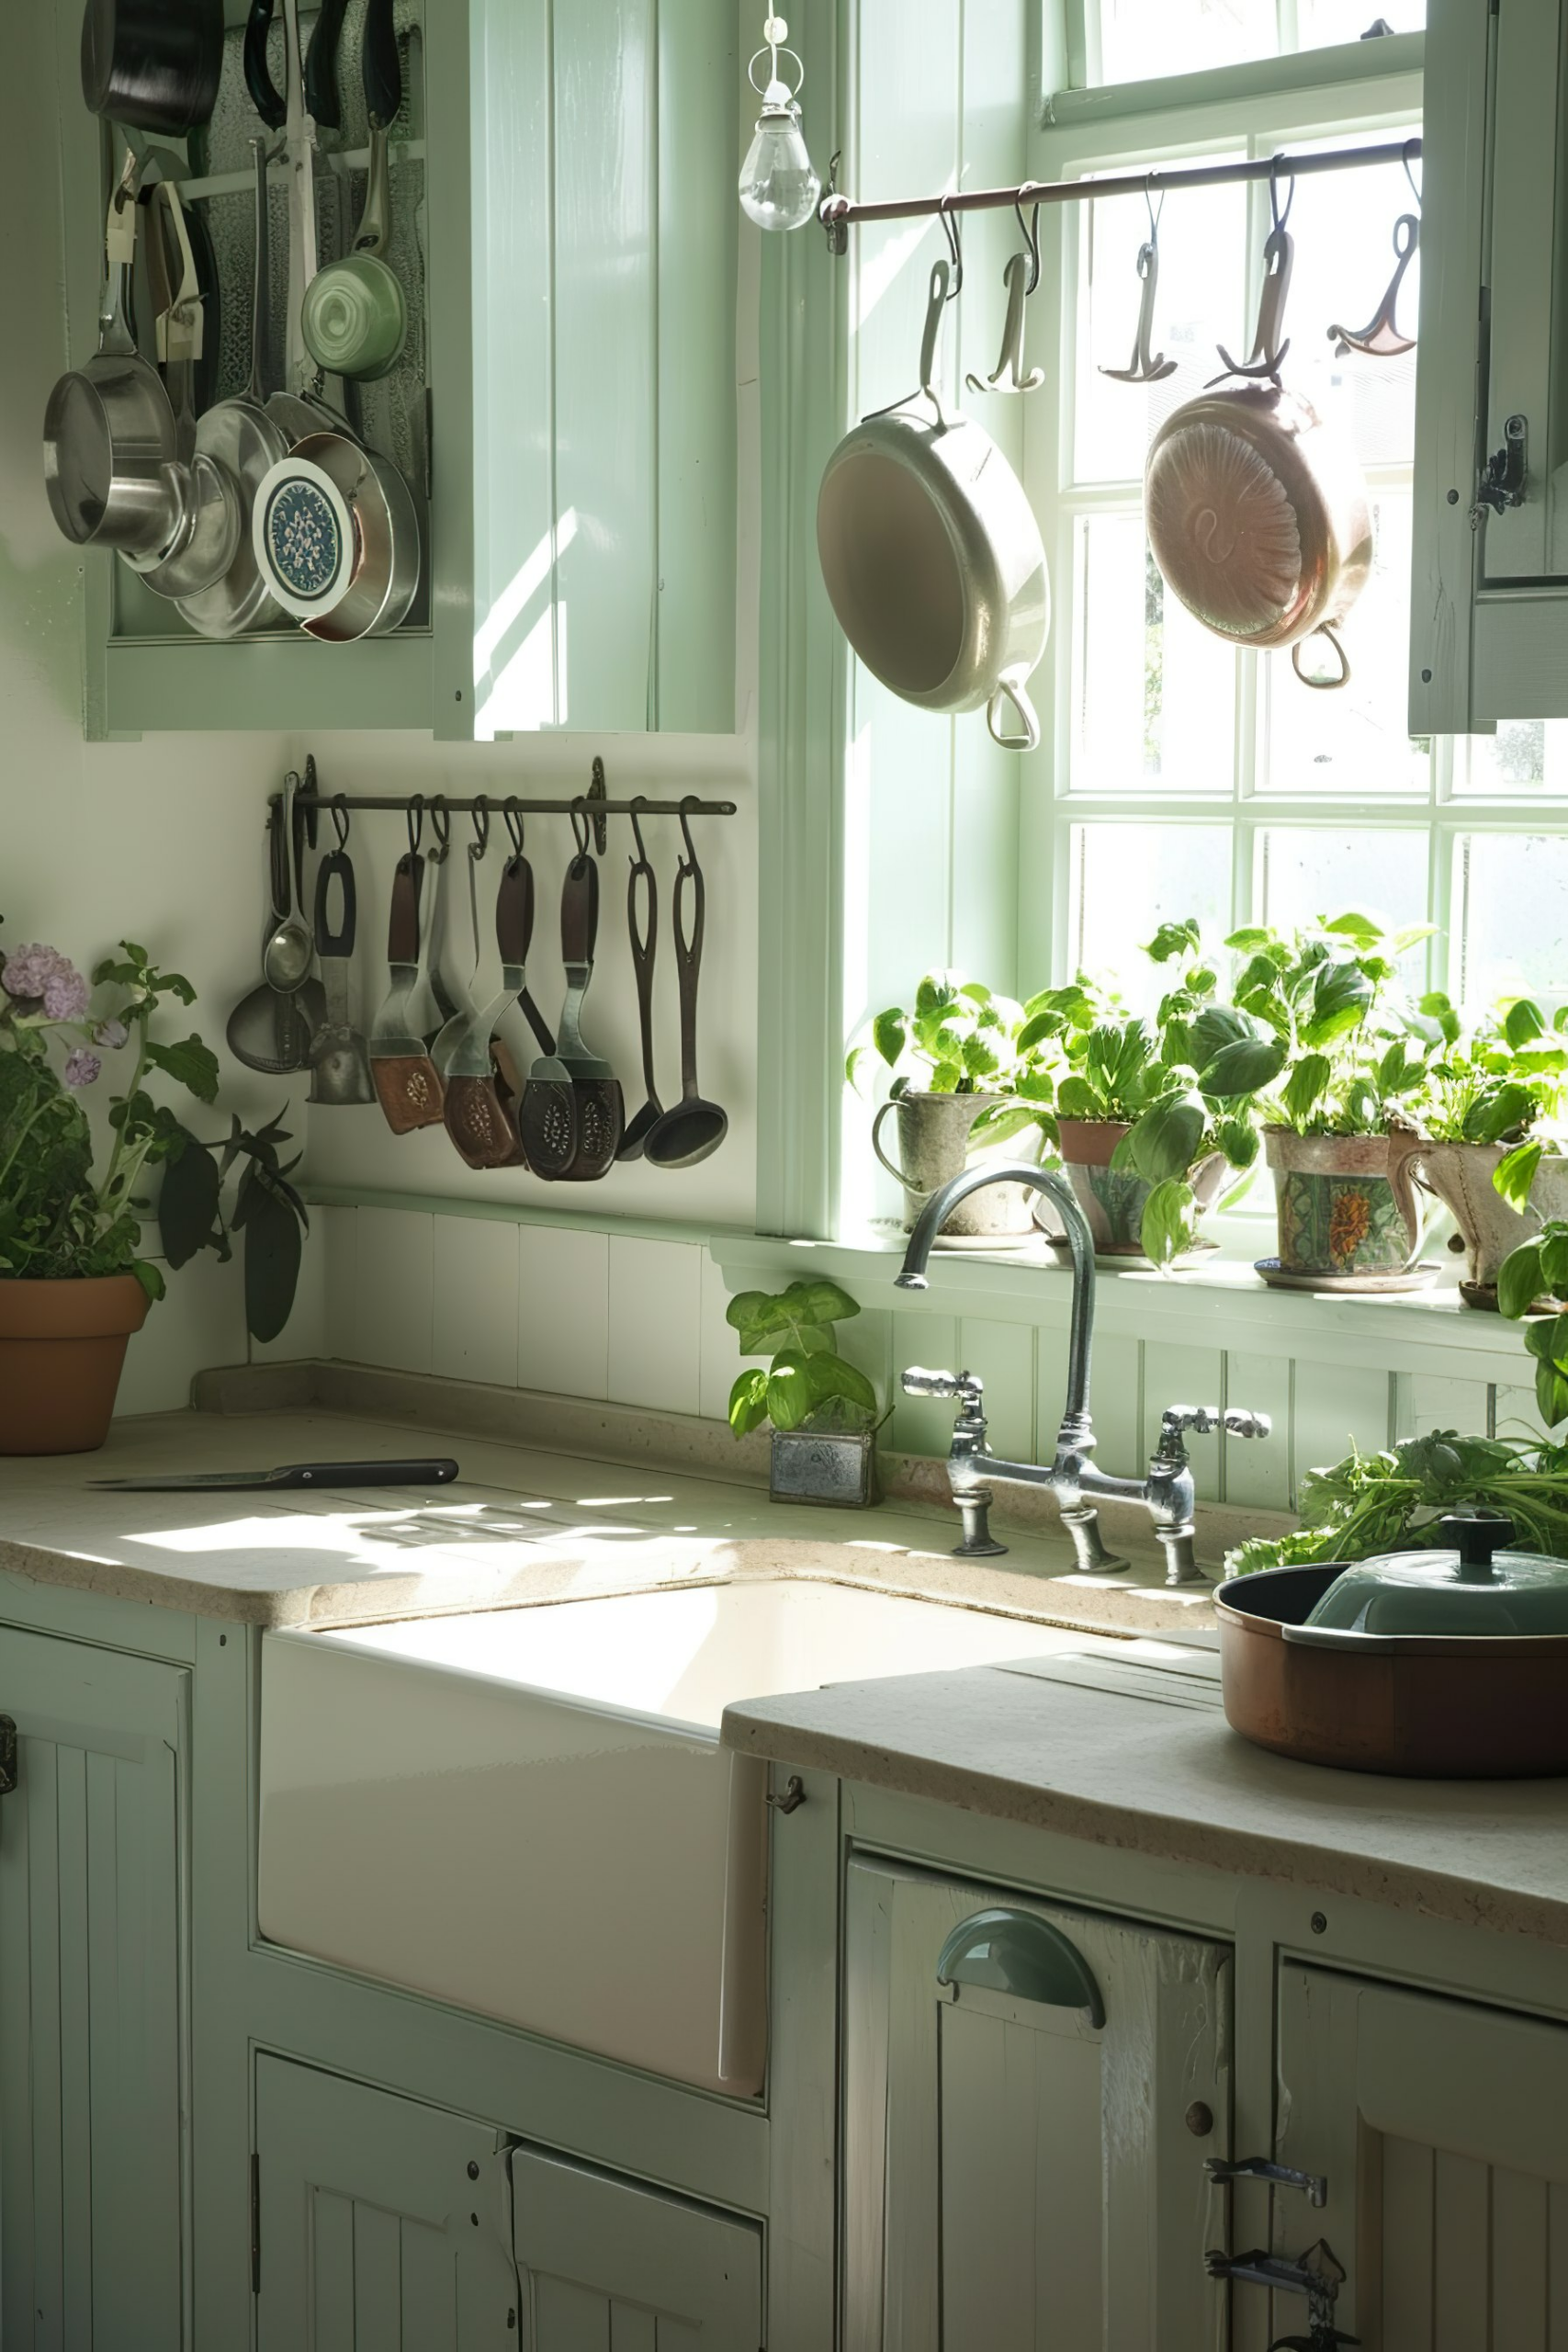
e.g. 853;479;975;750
1017;46;1568;1253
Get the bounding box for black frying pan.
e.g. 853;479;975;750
81;0;224;135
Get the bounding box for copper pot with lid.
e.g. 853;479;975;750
1144;172;1372;689
1214;1515;1568;1777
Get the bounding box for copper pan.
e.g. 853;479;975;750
1213;1564;1568;1778
1145;185;1372;691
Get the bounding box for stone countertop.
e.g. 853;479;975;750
722;1660;1568;1946
0;1405;1217;1632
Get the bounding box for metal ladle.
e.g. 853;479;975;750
263;771;314;989
642;801;728;1170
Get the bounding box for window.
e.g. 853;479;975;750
1028;57;1568;1023
1080;0;1426;91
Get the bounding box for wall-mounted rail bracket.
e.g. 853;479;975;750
1472;413;1529;524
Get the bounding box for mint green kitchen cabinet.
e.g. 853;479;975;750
512;2146;763;2348
840;1856;1232;2351
55;0;738;741
1411;0;1568;729
1272;1966;1568;2346
254;2057;518;2346
0;1627;188;2351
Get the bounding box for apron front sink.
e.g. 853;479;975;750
258;1575;1096;2095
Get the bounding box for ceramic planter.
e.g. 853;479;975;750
1410;1140;1568;1304
1264;1128;1426;1281
1048;1119;1232;1261
0;1274;150;1454
770;1427;881;1508
871;1090;1041;1237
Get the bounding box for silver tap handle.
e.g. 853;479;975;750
1224;1408;1271;1440
902;1366;984;1406
1158;1404;1271;1442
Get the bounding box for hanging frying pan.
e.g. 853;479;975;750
81;0;223;136
817;254;1050;752
1144;175;1372;689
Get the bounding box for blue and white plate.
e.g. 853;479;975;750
252;456;356;622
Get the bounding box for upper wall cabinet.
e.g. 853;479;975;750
57;0;738;741
1411;0;1568;732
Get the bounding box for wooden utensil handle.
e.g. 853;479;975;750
387;853;422;963
560;853;599;966
496;854;535;965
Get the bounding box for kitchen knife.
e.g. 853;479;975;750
90;1458;460;1492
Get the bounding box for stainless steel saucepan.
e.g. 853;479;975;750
817;256;1050;752
43;159;182;556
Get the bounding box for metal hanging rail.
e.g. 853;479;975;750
818;136;1422;244
280;796;739;818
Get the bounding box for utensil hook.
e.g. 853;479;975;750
965;198;1044;396
502;796;525;857
570;798;592;860
628;794;653;870
1212;169;1294;386
1269;153;1295;235
330;793;351;851
430;794;452;858
1328;204;1419;358
1402;135;1422;211
1100;173;1178;385
469;795;491;860
406;794;424;855
677;795;702;875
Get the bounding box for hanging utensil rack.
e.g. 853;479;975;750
818;137;1422;250
278;754;736;858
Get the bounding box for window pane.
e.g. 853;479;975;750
1076;171;1248;485
1095;0;1276;85
1256;824;1428;935
1261;130;1421;471
1072;517;1238;793
1068;822;1233;1001
1458;719;1568;796
1261;495;1427;797
1297;0;1425;43
1456;834;1568;1005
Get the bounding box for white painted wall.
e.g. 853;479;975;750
0;3;759;1425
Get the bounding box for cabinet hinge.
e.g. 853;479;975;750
0;1716;17;1798
250;2153;260;2295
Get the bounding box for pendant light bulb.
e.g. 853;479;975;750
740;15;820;232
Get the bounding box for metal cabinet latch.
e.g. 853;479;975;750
1206;2154;1328;2206
766;1775;807;1815
1207;2237;1358;2350
1472;413;1528;524
0;1715;17;1798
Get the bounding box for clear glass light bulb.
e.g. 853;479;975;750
739;96;820;232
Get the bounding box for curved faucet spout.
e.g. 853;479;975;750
895;1161;1096;1438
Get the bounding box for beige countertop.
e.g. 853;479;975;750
0;1403;1215;1632
722;1657;1568;1946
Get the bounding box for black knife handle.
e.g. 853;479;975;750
274;1459;459;1487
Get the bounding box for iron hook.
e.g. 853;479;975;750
502;796;524;857
939;195;964;296
570;797;592;860
1327;209;1418;358
628;794;652;870
677;794;702;875
430;794;451;856
1269;153;1295;234
1403;135;1422;211
405;793;424;855
469;794;491;860
330;793;350;851
1100;189;1177;385
966;202;1044;395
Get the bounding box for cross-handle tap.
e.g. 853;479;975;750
1145;1403;1272;1585
901;1368;1006;1555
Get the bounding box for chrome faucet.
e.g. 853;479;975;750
895;1161;1270;1587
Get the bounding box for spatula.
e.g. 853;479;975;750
368;852;446;1132
444;852;539;1169
517;851;623;1181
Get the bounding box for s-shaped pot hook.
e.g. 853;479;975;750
966;196;1044;394
1100;176;1178;384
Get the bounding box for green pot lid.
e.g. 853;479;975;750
1305;1514;1568;1637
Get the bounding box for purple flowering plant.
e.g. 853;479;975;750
0;935;306;1340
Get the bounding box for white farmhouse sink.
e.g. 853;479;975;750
259;1577;1099;2096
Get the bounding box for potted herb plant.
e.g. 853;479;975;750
0;935;308;1454
726;1277;885;1506
1214;911;1439;1287
848;972;1056;1240
1408;997;1568;1304
1035;922;1269;1268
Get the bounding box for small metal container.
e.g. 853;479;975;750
770;1429;881;1510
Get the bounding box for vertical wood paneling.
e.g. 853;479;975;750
892;1314;960;1455
1433;2151;1492;2352
1493;2169;1550;2349
1064;1329;1140;1480
519;1226;612;1400
553;0;657;729
1381;2136;1436;2345
1550;2181;1568;2350
312;2188;358;2349
606;1237;705;1414
56;1745;94;2350
1145;1343;1223;1502
354;2202;405;2347
1292;1360;1392;1491
433;1213;524;1388
1222;1351;1292;1511
1493;1380;1548;1442
1396;1372;1493;1446
353;1206;435;1374
957;1316;1036;1461
400;2213;462;2352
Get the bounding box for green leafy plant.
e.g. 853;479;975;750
1037;924;1270;1267
1496;1219;1568;1426
1226;1428;1568;1577
846;971;1057;1149
726;1279;882;1439
1416;994;1568;1159
1215;910;1439;1136
0;935;307;1343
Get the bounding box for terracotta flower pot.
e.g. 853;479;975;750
1264;1128;1426;1280
1410;1140;1568;1302
870;1091;1042;1237
1046;1119;1233;1261
0;1275;151;1455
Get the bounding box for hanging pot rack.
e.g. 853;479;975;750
818;136;1422;251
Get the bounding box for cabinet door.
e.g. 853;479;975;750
841;1857;1231;2352
254;2058;518;2349
1274;1965;1568;2346
511;2146;762;2351
0;1627;188;2352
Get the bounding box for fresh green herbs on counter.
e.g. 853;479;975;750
1225;1430;1568;1577
726;1277;882;1439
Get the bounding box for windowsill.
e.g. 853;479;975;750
711;1225;1532;1380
